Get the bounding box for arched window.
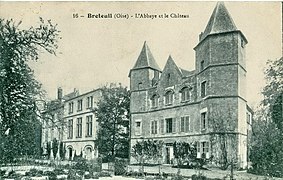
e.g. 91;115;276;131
180;87;191;102
164;91;173;105
151;94;158;108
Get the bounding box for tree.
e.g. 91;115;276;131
94;83;130;161
262;57;283;131
249;57;283;177
131;139;163;173
0;18;59;163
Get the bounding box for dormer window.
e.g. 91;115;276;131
167;73;171;86
200;60;205;71
165;91;173;105
180;87;192;102
151;94;158;108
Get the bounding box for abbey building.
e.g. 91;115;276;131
129;2;252;168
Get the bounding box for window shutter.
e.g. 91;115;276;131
151;121;154;135
172;118;176;133
186;116;190;132
160;119;164;134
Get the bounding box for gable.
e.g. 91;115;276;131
157;56;183;90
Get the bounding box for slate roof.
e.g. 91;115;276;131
200;2;238;41
131;41;162;71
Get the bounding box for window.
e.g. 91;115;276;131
165;91;173;105
69;102;74;114
86;115;93;137
201;112;207;130
151;120;158;134
135;120;142;135
165;118;176;133
138;82;142;90
180;116;190;132
77;117;82;138
167;73;171;86
197;141;210;159
200;60;205;71
201;81;206;98
68;119;73;139
87;96;93;109
77;99;83;111
180;87;191;102
151;94;158;108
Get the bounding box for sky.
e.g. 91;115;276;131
0;1;281;107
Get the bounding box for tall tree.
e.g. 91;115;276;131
249;57;283;177
94;83;130;161
0;18;59;163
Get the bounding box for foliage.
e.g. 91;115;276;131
173;141;197;167
131;139;163;172
46;141;51;159
59;141;66;160
249;108;283;177
52;138;58;159
249;57;283;177
94;83;130;161
114;157;128;175
209;104;237;170
0;17;60;162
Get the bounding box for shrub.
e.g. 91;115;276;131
73;158;89;171
115;158;128;175
192;173;207;180
67;169;82;180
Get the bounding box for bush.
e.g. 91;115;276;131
67;169;82;180
115;158;128;175
192;173;207;180
73;158;89;171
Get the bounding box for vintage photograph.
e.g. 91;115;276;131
0;1;282;179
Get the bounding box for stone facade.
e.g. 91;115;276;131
129;2;252;168
41;88;102;160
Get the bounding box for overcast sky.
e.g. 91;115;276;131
0;1;281;107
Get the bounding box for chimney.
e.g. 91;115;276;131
58;87;63;101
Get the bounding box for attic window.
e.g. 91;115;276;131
167;73;171;86
200;60;205;71
138;82;142;90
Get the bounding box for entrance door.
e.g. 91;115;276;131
85;147;92;160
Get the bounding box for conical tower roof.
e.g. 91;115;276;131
201;2;238;41
131;41;161;71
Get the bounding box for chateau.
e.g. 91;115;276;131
129;2;252;168
41;88;102;160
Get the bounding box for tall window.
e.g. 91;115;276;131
77;99;83;111
151;120;158;134
165;118;176;133
87;96;93;109
86;115;93;137
201;81;207;98
77;117;82;138
135;120;142;135
200;60;205;71
68;119;73;139
151;94;158;108
180;116;190;132
69;102;74;114
201;112;207;130
165;91;173;105
197;141;210;159
180;87;191;102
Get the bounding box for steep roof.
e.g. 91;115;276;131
131;41;161;71
200;2;237;41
